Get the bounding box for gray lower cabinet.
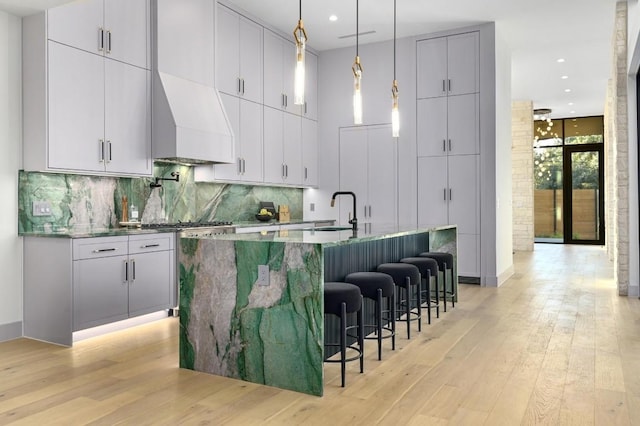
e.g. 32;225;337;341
23;233;175;346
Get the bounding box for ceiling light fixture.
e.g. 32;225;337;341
352;0;363;124
533;108;557;142
391;0;399;138
557;58;565;63
293;0;307;106
561;75;569;79
564;88;571;92
329;14;338;22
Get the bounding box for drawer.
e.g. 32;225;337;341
73;236;129;260
128;233;174;254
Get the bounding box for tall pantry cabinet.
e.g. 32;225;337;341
416;31;480;278
23;0;152;176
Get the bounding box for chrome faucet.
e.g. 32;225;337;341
330;191;358;231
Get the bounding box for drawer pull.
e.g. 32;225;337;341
141;244;160;248
93;248;117;253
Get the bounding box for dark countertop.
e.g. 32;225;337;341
181;223;456;246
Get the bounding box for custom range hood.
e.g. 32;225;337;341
152;0;234;165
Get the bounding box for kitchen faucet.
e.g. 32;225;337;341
330;191;358;231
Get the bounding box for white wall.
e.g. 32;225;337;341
494;22;514;284
0;10;23;341
626;0;640;296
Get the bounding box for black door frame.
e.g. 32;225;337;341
562;143;605;245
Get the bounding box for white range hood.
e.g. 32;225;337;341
152;0;235;165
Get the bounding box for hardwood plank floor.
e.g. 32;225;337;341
1;244;639;425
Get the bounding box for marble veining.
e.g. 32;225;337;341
19;166;303;234
179;238;324;396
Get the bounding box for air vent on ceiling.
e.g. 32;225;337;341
338;30;376;39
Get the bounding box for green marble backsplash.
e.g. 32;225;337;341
18;165;303;233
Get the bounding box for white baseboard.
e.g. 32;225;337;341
0;321;22;343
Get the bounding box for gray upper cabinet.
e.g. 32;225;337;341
23;0;151;177
416;32;479;99
47;0;149;69
263;29;296;112
216;4;263;104
298;51;318;120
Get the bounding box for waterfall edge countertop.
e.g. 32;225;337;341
177;224;457;396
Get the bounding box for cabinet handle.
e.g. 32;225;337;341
237;158;242;174
448;139;452;152
124;260;128;282
93;247;117;253
242;158;246;174
99;139;105;162
304;102;307;115
448;79;451;92
369;205;372;217
282;164;286;178
449;188;452;200
141;243;160;248
443;188;447;201
106;30;112;54
304;167;308;180
442;79;446;93
285;95;288;108
237;77;242;94
241;78;245;95
285;164;288;178
132;259;136;281
98;27;104;52
443;140;446;152
107;140;112;162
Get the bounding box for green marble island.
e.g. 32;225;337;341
178;224;457;396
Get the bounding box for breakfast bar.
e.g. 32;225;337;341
177;224;457;396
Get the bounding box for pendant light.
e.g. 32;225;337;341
391;0;399;138
293;0;307;105
352;0;363;124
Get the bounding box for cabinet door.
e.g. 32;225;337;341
47;0;103;55
263;106;284;184
240;99;263;182
283;112;302;184
416;37;447;99
457;233;480;277
73;255;129;330
302;118;318;186
104;0;149;69
417;97;447;157
239;16;263;104
447;155;479;235
104;59;151;175
282;38;296;112
128;251;172;317
447;94;479;156
367;126;397;225
216;5;240;96
214;94;241;180
263;30;285;110
447;32;479;96
301;51;318;120
417;156;448;228
48;41;105;172
338;127;368;226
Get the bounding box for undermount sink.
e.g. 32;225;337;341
309;226;353;231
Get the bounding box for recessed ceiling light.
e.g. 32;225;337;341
561;75;569;79
329;14;338;22
571;110;576;114
568;102;574;106
557;58;565;63
564;89;571;92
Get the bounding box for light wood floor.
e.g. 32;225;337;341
2;244;640;425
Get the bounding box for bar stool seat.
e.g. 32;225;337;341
400;257;440;324
419;252;455;311
324;282;364;387
376;263;422;339
345;272;396;360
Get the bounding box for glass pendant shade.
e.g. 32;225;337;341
353;56;363;125
293;23;306;105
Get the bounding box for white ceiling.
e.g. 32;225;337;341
1;0;619;119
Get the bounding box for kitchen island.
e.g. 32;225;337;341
178;224;457;396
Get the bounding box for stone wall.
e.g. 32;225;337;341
511;101;534;251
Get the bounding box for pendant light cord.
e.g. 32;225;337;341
356;0;359;57
299;0;302;21
393;0;396;79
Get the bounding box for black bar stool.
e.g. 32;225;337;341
345;272;396;360
324;282;364;387
376;263;422;339
419;252;455;311
400;257;440;324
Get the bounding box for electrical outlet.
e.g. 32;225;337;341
257;265;269;286
32;201;52;217
310;203;315;212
